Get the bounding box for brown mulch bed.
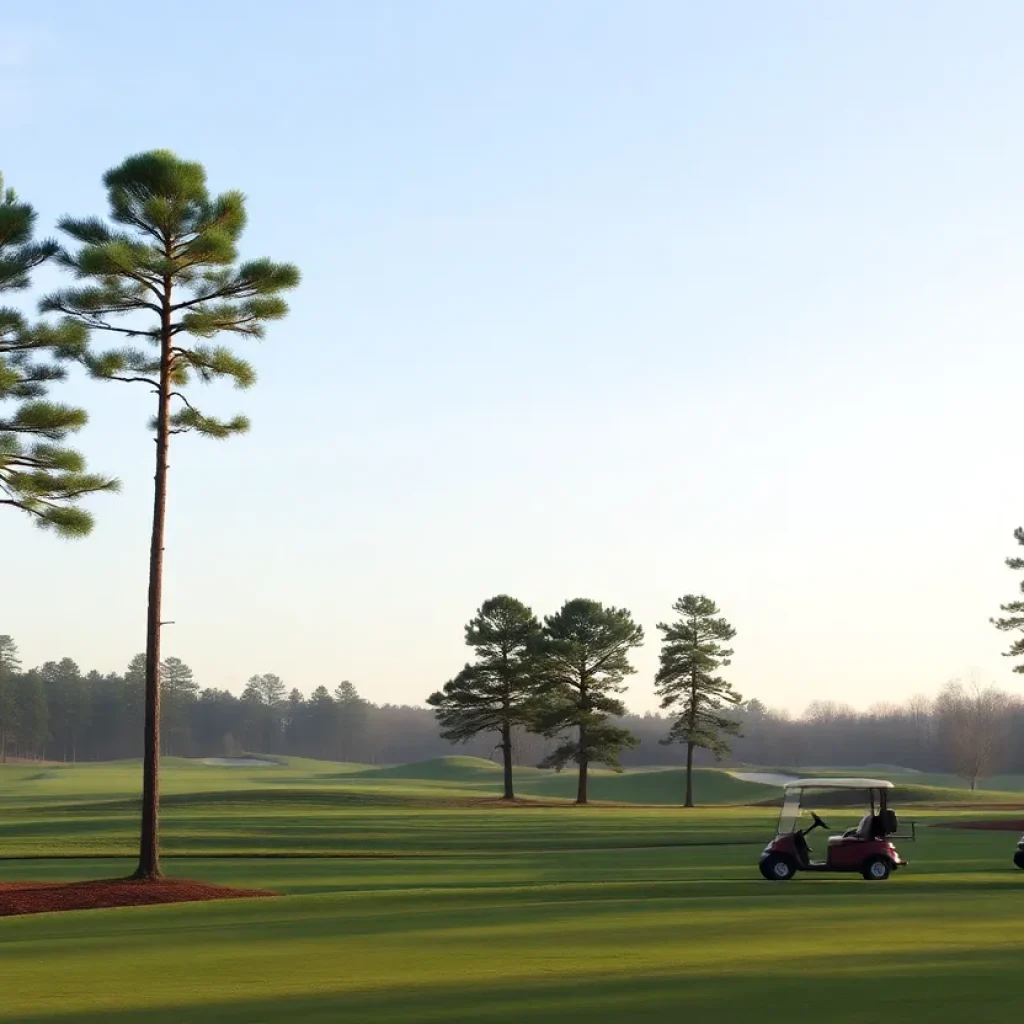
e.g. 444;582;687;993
939;818;1024;831
0;877;276;918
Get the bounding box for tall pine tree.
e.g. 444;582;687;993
536;599;642;805
160;657;198;755
334;681;369;763
307;685;339;760
0;172;115;533
14;670;49;760
242;673;287;753
992;527;1024;672
44;151;299;878
0;636;20;763
428;595;544;800
655;595;741;808
39;658;83;762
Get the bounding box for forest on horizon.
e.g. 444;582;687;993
2;634;1022;785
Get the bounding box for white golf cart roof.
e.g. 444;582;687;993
784;778;893;790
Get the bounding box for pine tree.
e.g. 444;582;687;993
427;596;544;800
284;688;306;754
334;681;368;762
245;673;287;706
14;670;49;759
242;673;287;753
0;636;21;762
67;671;92;764
39;657;83;761
44;151;299;878
160;657;198;755
655;595;741;807
992;527;1024;672
307;685;339;760
122;654;146;756
0;172;116;534
535;599;643;805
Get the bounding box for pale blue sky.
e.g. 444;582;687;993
4;1;1024;713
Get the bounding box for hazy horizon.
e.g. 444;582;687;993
6;1;1024;714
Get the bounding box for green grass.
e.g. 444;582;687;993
3;756;1024;1023
347;755;775;804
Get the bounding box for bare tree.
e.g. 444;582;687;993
937;678;1010;790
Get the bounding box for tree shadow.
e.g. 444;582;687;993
16;946;1022;1024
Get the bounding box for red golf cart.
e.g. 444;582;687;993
759;778;913;881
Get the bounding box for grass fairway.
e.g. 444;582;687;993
2;757;1024;1023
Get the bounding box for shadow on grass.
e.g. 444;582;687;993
16;947;1023;1024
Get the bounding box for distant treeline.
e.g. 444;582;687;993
738;688;1024;783
1;635;1021;782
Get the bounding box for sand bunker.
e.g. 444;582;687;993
728;771;800;786
201;757;276;767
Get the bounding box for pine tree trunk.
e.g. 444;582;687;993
135;295;172;881
684;671;698;808
500;721;514;800
577;719;589;805
576;677;589;805
684;741;695;808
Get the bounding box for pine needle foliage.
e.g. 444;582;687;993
992;527;1024;673
0;172;116;535
535;598;642;805
427;595;544;800
42;150;299;878
654;594;741;807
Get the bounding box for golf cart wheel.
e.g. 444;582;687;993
862;857;891;881
759;855;796;881
1013;850;1024;871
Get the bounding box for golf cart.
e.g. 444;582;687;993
759;778;913;881
1014;836;1024;870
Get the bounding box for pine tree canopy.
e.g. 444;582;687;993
0;175;56;290
41;150;300;440
0;635;21;674
244;673;287;707
655;594;742;758
427;595;543;744
992;527;1024;673
0;171;117;535
161;657;198;698
335;680;364;706
536;598;642;771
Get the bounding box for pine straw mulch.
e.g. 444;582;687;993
936;818;1024;831
0;877;276;918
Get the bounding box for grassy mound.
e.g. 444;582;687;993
350;759;777;805
354;756;511;781
752;783;1024;808
517;768;775;805
893;784;1024;805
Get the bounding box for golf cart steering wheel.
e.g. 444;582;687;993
810;811;830;830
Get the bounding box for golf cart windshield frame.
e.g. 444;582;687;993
776;785;885;836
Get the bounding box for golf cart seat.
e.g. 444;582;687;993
840;814;878;841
